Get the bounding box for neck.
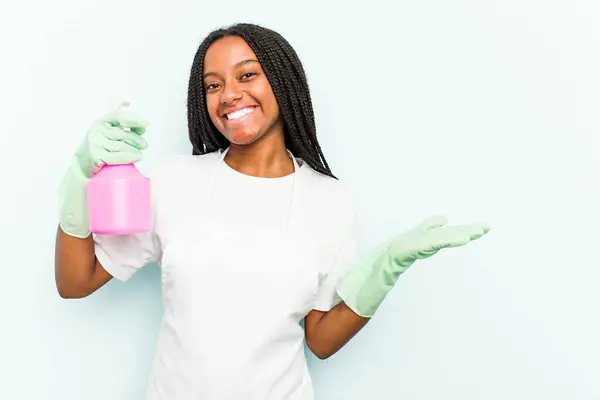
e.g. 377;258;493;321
225;132;294;178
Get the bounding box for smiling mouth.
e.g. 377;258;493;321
224;107;256;120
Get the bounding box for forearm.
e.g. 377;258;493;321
305;301;369;359
55;225;112;298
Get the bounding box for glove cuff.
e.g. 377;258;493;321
336;242;391;318
337;239;418;318
57;157;91;238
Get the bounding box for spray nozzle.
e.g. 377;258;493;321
117;96;132;131
118;96;132;110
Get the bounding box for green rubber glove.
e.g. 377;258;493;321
57;108;149;238
337;215;491;318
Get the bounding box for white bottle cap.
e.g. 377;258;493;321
118;95;132;131
118;96;132;110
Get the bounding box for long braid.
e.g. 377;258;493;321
187;23;335;178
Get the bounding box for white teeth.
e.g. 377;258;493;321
226;107;254;120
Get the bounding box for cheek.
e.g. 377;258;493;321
252;84;279;119
206;96;222;127
263;97;280;123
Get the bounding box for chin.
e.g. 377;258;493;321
226;130;263;146
217;118;282;147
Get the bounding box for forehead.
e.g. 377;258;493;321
203;36;258;72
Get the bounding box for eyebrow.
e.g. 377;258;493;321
203;59;259;79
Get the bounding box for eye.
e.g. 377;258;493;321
205;83;220;91
240;72;256;80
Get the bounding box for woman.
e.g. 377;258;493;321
55;23;490;400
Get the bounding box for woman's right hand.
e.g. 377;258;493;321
75;109;150;178
58;108;150;238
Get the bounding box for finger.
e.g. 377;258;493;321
472;221;492;235
104;126;147;150
426;227;471;249
417;215;448;230
100;147;144;165
436;223;490;247
89;121;148;150
423;222;491;252
100;109;149;134
101;139;141;154
415;248;439;258
452;222;491;240
444;225;481;240
437;231;471;248
89;147;138;174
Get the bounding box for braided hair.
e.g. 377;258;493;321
187;22;335;179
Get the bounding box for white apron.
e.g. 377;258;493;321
148;148;320;399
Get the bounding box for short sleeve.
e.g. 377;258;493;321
94;229;161;282
312;215;358;311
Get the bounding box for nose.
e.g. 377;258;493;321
220;81;243;104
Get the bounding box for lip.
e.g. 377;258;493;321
221;105;258;118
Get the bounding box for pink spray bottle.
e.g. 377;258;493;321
87;100;152;235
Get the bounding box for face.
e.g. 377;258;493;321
202;36;283;145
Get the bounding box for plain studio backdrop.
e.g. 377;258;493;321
1;0;599;399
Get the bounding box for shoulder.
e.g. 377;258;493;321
297;160;356;227
300;163;354;207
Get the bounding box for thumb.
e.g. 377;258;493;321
417;215;448;230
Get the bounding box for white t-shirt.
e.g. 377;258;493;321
93;148;357;400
